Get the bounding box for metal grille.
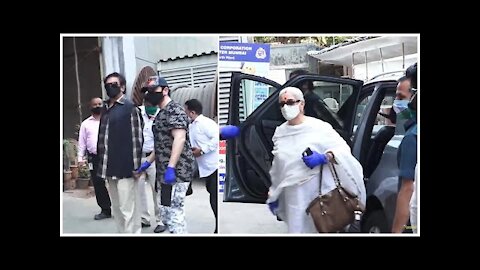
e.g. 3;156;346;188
159;64;217;88
218;36;243;126
218;70;246;125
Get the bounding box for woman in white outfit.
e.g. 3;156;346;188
267;87;366;233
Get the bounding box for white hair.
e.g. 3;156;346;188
279;87;304;101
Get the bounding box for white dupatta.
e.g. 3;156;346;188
267;117;366;206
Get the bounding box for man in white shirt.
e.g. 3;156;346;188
184;99;219;233
137;100;166;233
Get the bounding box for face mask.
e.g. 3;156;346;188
105;83;121;98
281;104;301;121
91;107;102;115
145;92;164;106
145;106;157;116
392;99;409;114
398;108;416;120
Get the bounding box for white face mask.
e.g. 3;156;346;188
281;104;301;121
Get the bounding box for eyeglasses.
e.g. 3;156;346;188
279;99;301;106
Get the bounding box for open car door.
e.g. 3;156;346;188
224;72;363;203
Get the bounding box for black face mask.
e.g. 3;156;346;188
145;92;164;106
91;107;102;115
105;83;121;98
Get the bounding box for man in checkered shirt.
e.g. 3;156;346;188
96;72;144;234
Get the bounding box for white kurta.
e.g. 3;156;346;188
268;116;366;233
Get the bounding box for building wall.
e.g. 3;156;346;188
148;36;218;62
134;37;160;73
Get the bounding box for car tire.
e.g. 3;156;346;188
362;210;389;233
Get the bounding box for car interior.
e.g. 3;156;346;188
356;86;398;178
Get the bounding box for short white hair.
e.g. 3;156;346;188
279;87;304;101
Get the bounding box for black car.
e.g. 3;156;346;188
223;71;411;233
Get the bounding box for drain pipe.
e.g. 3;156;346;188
73;37;83;126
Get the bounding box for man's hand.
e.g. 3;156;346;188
192;147;202;157
220;125;240;140
135;161;152;173
132;171;141;180
164;166;176;184
302;151;328;169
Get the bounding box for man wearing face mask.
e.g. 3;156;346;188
392;63;418;233
266;87;366;233
379;76;413;125
142;76;195;234
134;97;167;233
78;97;112;220
96;72;144;234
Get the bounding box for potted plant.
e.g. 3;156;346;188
64;139;79;179
63;169;75;190
76;165;90;189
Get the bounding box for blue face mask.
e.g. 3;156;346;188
393;99;409;114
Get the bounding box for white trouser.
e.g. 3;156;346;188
107;177;141;234
138;157;162;225
410;164;418;233
160;181;190;234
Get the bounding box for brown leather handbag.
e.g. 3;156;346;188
306;163;364;233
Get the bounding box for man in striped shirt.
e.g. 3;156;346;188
96;72;144;234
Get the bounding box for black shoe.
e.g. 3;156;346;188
94;212;111;220
154;224;166;233
142;222;151;228
186;182;193;196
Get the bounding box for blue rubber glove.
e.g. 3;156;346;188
135;161;152;173
302;151;328;169
268;200;279;216
220;125;240;140
164;166;176;184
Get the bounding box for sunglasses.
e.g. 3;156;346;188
105;82;120;87
279;99;301;106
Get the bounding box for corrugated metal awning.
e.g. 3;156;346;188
308;36;418;65
158;51;217;62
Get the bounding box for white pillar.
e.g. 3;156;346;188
102;37;122;76
101;37;137;99
121;36;137;100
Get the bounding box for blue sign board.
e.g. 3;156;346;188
219;42;270;62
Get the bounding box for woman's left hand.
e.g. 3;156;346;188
302;151;328;169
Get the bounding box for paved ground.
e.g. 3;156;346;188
62;179;216;234
219;199;287;234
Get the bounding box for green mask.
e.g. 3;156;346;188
398;108;416;120
145;106;157;116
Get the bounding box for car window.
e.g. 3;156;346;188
353;89;405;136
236;77;356;142
312;81;353;110
239;79;277;122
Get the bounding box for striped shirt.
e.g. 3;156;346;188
96;95;143;179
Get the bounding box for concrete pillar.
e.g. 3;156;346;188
101;37;137;99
